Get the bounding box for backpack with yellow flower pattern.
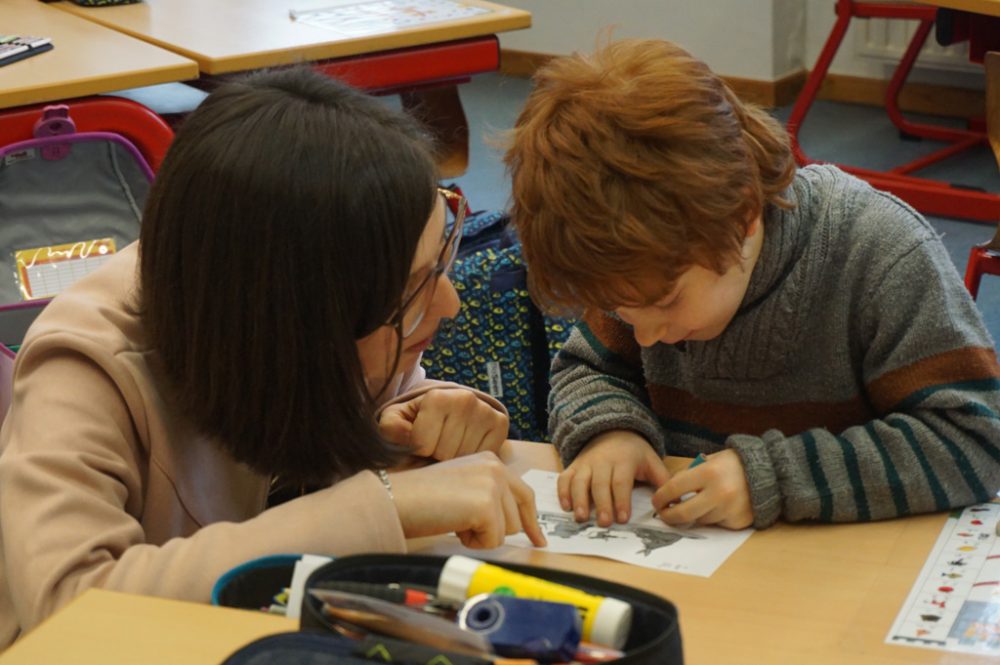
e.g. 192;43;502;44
421;207;576;442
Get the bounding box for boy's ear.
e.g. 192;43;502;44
744;213;763;240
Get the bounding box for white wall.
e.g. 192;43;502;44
498;0;787;80
500;1;984;88
773;0;806;75
804;0;982;89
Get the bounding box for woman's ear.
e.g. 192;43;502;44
745;213;762;239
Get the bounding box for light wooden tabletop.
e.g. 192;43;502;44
54;0;532;75
408;442;995;665
0;441;988;665
0;589;297;665
911;0;1000;17
0;0;198;110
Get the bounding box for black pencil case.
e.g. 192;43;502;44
300;553;684;665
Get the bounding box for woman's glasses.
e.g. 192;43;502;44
390;187;467;338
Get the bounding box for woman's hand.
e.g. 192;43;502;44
389;452;547;549
378;388;509;460
558;430;671;527
650;449;753;530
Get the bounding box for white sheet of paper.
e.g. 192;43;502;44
506;469;753;577
885;500;1000;655
289;0;491;37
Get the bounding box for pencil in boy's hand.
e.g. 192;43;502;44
648;453;707;520
677;453;707;502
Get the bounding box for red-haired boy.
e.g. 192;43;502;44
505;39;1000;530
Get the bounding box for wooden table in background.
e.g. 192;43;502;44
0;441;989;664
52;0;533;177
0;0;197;109
53;0;530;76
912;0;1000;16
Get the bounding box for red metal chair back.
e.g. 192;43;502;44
0;96;174;172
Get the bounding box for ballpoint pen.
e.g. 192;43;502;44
676;452;707;502
648;452;707;519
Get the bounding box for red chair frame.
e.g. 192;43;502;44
0;98;173;422
0;96;174;172
787;0;1000;223
964;244;1000;298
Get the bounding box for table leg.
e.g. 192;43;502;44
979;51;1000;248
401;85;469;179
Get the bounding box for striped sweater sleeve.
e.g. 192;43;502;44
549;310;664;466
729;241;1000;528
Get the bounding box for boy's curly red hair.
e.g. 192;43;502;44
504;39;796;313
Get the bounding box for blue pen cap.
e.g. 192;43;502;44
458;593;581;661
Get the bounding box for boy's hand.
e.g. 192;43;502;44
378;388;509;460
650;449;753;529
389;451;547;549
557;430;670;527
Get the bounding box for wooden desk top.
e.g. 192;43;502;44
0;0;198;110
409;442;997;665
0;441;989;665
912;0;1000;17
0;589;296;665
54;0;532;75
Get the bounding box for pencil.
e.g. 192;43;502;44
649;453;708;519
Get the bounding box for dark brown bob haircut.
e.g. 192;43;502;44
139;68;437;485
504;39;796;313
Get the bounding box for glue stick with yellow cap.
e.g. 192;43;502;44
436;555;632;650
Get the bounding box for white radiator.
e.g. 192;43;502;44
854;17;980;73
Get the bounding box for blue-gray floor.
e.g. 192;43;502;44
112;73;1000;343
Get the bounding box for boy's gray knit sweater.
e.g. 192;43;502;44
550;165;1000;528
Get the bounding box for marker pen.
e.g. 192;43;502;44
314;581;438;608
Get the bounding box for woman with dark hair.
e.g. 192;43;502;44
0;69;545;648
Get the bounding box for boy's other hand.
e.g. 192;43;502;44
650;449;752;529
389;451;547;549
557;430;670;527
378;388;509;460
